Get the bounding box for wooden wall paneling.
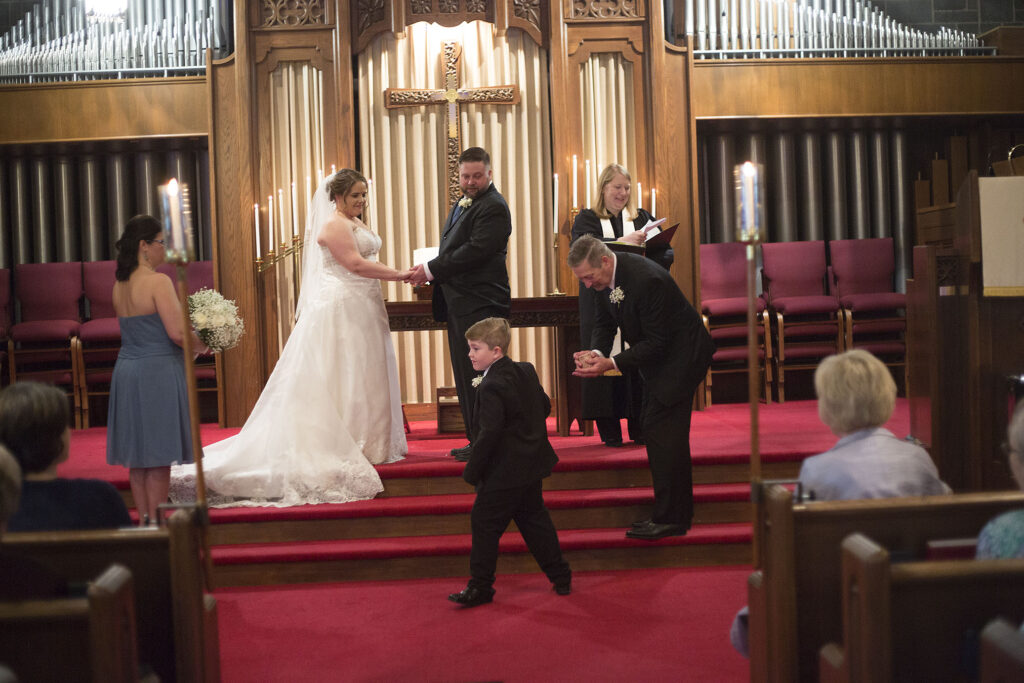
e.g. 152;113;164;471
506;0;545;47
0;79;209;144
549;0;574;293
647;0;698;304
208;1;263;427
690;58;1024;120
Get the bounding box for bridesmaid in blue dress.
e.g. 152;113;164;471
106;215;204;525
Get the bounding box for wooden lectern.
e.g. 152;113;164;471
907;171;1024;491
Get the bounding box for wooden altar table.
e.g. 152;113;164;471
386;296;586;436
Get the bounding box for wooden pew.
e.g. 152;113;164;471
980;618;1024;683
0;564;138;682
4;508;220;682
748;484;1024;683
820;533;1024;682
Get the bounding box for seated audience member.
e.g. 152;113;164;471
976;402;1024;559
0;445;65;600
0;382;131;532
798;349;951;501
731;350;950;658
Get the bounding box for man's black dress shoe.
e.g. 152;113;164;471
631;518;652;528
625;522;689;541
448;586;494;607
602;440;624;448
450;445;472;461
553;582;571;596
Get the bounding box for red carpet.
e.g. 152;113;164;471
63;398;911;489
214;565;751;682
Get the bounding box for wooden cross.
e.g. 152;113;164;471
384;42;520;209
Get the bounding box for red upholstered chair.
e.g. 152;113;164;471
761;241;843;402
828;238;907;388
77;260;121;428
0;269;10;385
699;243;773;406
8;262;83;426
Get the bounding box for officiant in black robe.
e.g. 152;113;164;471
570;163;673;447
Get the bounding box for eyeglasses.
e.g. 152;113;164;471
148;239;165;245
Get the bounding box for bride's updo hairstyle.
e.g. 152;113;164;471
114;215;162;281
327;168;368;203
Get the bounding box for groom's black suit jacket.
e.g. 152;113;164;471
590;252;715;407
428;183;512;323
463;356;558;493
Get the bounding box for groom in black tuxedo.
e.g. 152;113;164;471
408;147;512;460
569;235;715;540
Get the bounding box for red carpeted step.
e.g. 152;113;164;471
205;483;752;525
211;522;753;565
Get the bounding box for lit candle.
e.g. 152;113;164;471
277;188;285;246
585;159;592;208
552;173;559;235
651;188;657;217
254;202;261;258
740;161;757;239
330;164;336;175
268;194;275;251
572;155;578;208
291;181;299;237
165;179;184;251
637;182;643;211
317;168;323;182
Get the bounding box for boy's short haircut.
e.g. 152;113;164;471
465;317;512;352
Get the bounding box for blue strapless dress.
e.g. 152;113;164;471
106;312;193;468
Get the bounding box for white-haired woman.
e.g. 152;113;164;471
976;402;1024;558
798;349;950;501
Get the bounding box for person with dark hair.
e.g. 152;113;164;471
0;444;66;599
569;235;714;541
570;163;673;447
0;382;130;532
171;169;410;508
408;146;513;462
106;214;199;525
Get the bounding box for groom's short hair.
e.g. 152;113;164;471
459;147;491;168
466;317;511;353
567;234;612;268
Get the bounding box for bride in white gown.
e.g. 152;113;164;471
171;169;411;507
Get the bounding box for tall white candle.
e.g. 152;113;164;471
317;168;323;182
637;182;643;210
571;155;578;208
268;194;275;251
330;164;336;175
552;173;559;235
585;159;592;208
277;188;285;246
651;188;657;217
254;202;261;258
291;181;299;237
166;179;184;251
740;161;756;237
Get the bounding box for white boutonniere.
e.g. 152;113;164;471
609;286;625;305
471;375;483;388
458;197;473;209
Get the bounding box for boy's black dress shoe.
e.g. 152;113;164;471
602;440;624;448
631;518;652;528
625;522;689;541
553;582;571;596
448;586;494;607
450;445;473;461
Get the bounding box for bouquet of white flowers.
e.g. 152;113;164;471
188;288;245;353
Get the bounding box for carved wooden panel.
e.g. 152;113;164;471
261;0;328;27
570;0;642;20
405;0;489;21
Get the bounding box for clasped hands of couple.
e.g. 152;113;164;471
573;350;616;378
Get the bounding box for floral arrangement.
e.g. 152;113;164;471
458;197;473;208
472;375;483;388
609;286;625;305
188;288;245;353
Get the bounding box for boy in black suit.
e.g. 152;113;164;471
448;318;572;608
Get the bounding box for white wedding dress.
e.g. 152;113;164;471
171;200;407;508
